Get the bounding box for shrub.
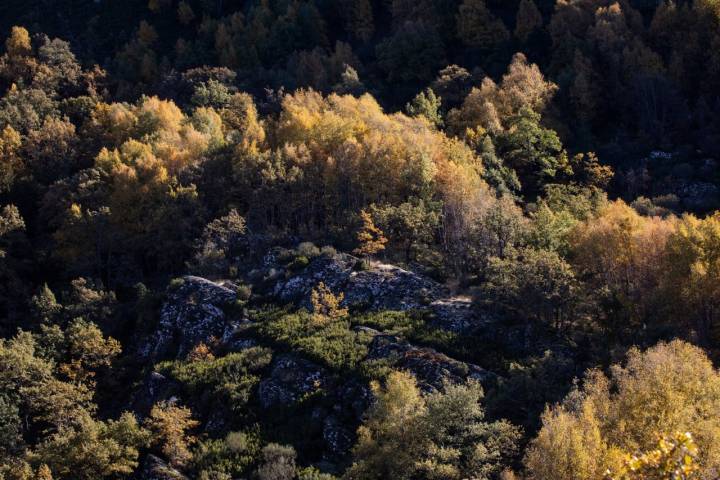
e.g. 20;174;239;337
156;347;273;410
296;242;320;258
287;255;310;272
353;258;372;271
236;284;252;302
256;311;370;371
193;430;261;478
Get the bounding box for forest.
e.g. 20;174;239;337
2;0;720;478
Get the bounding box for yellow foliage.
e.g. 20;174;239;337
187;342;215;362
35;464;53;480
353;209;387;257
86;102;139;148
311;282;348;324
88;97;213;174
448;53;557;135
6;26;31;57
607;432;700;480
0;125;22;191
272;89;483;225
525;340;720;480
663;212;720;342
146;402;199;468
569;199;675;326
223;92;266;153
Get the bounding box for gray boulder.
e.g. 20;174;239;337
140;276;238;360
140;454;188;480
363;330;493;391
258;354;328;409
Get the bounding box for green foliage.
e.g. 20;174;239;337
457;0;510;49
1;4;720;478
376;22;445;83
497;108;571;198
256;311;368;371
353;310;459;354
525;340;720;480
192;430;262;479
255;443;297;480
481;247;580;329
370;199;440;263
406;88;443;128
345;370;520;480
0;325;146;479
156;347;272;410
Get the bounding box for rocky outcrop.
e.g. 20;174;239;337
322;414;355;456
270;252;445;310
139;276;238;360
140;455;188;480
363;329;493;391
429;296;482;332
258;354;328;409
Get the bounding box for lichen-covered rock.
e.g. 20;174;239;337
272;253;447;312
322;414;354;456
258;355;328;408
364;331;493;391
140;454;188;480
140;276;238;360
429;296;485;332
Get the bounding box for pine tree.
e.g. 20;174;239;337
345;0;374;42
145;402;199;468
457;0;509;49
406;88;443;127
515;0;543;43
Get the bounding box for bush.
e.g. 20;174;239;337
256;311;371;371
287;255;310;272
236;284;252;302
275;248;296;264
193;430;261;479
296;242;321;258
156;347;273;410
353;258;372;271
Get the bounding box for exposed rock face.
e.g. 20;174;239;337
140;454;188;480
363;330;493;391
258;354;328;409
429;296;480;332
272;253;446;311
322;414;355;456
132;253;502;464
140;276;238;360
130;371;175;415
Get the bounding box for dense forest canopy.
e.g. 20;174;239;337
2;0;720;479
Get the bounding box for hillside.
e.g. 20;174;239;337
2;1;720;479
